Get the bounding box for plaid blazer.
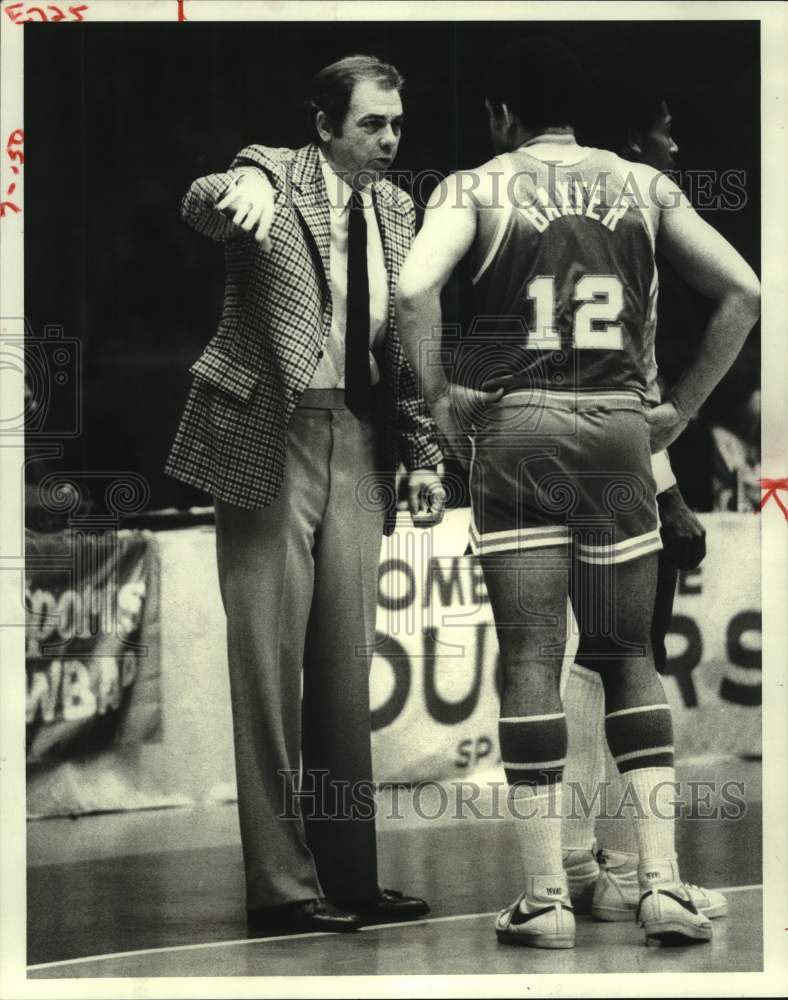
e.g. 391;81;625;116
165;143;442;533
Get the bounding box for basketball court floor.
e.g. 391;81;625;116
26;757;762;979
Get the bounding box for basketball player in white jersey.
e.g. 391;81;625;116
396;39;760;948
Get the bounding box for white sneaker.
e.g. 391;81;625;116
592;849;728;922
636;859;712;944
591;849;641;922
495;875;576;949
563;845;599;915
678;883;728;919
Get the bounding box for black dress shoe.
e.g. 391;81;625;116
247;898;361;936
332;888;430;925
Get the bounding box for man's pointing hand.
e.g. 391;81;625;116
216;170;275;250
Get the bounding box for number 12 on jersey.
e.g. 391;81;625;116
527;275;624;350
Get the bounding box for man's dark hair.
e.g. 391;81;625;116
304;54;404;140
579;67;667;154
483;36;583;132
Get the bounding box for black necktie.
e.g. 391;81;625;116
345;189;372;417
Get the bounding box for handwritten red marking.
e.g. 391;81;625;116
2;1;87;20
2;129;23;220
3;2;26;22
758;478;788;520
177;0;187;20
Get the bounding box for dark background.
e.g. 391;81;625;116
24;20;760;513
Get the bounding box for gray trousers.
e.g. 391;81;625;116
214;390;386;909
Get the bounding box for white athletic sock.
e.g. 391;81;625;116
509;783;564;881
598;738;641;856
561;664;605;852
603;704;678;881
623;766;679;883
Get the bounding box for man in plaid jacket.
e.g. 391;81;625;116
166;55;444;935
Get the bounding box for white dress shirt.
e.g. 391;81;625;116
309;151;389;389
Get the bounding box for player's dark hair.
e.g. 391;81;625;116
579;67;666;154
304;54;404;141
483;36;583;132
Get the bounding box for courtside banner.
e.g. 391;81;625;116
370;510;761;782
25;529;161;765
25;513;759;816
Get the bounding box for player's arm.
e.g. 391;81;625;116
397;174;501;462
397;174;477;404
648;174;761;451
